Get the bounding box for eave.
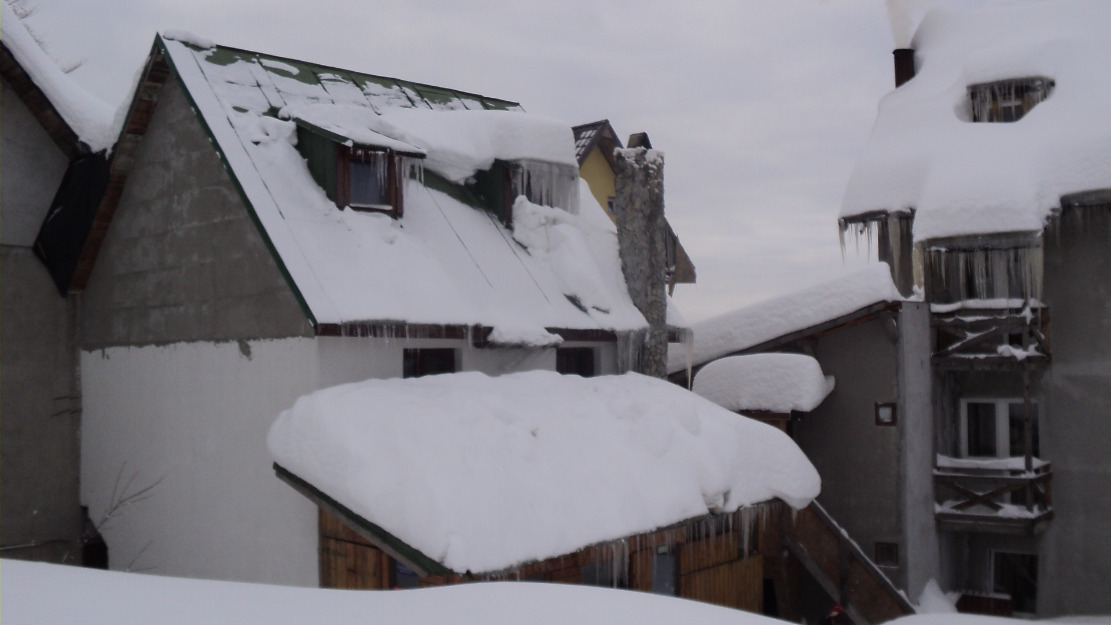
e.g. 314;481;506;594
0;41;82;159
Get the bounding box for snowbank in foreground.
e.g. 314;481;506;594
693;354;835;414
0;558;789;625
668;263;901;374
267;370;820;574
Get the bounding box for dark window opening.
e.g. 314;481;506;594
392;559;420;589
581;558;628;589
651;546;677;596
969;77;1053;123
556;347;596;377
966;401;998;457
875;542;900;567
1008;402;1040;458
403;348;458;378
993;552;1037;614
338;148;405;216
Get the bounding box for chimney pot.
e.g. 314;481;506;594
893;48;915;88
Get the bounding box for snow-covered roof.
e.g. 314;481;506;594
668;263;902;374
693;354;835;414
840;0;1111;242
0;1;115;152
157;37;644;336
0;558;794;625
267;370;820;575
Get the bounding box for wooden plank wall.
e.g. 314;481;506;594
318;505;775;613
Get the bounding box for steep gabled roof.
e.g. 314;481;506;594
0;2;114;156
74;35;647;341
572;119;622;168
268;370;820;575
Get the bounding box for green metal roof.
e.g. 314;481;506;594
196;43;523;115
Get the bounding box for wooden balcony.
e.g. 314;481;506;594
931;305;1050;371
934;457;1053;535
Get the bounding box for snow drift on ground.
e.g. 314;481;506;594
0;558;793;625
1;1;116;152
668;263;901;374
693;354;835;413
841;0;1111;242
267;370;820;574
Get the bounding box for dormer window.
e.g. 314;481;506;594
338;148;402;214
969;77;1053;122
471;159;579;227
294;119;424;218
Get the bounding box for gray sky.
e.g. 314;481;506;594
20;0;921;321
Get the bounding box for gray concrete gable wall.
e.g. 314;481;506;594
79;77;313;349
1;77;69;246
790;315;904;585
1037;206;1111;615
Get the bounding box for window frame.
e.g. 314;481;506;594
403;348;459;379
958;398;1040;459
336;145;405;217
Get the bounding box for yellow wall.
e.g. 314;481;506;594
579;148;617;222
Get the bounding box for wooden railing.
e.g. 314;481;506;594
781;502;916;625
934;459;1053;535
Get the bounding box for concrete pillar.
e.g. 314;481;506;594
613;147;667;378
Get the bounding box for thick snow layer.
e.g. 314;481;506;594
668;263;901;374
693;354;834;414
0;558;793;625
1;2;115;152
161;38;643;332
267;370;820;574
841;1;1111;242
916;579;958;614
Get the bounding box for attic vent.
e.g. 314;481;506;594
968;77;1053;123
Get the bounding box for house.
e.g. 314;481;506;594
268;369;820;615
836;1;1111;616
572;120;696;294
54;32;688;585
0;3;114;565
669;263;933;619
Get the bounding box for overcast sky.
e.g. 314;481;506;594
17;0;953;321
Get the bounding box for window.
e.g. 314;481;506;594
294;121;422;218
392;560;419;589
651;546;677;596
338;148;407;216
960;399;1040;458
403;348;458;378
556;347;596;377
581;558;628;589
875;402;897;426
968;77;1053;123
875;542;899;567
993;552;1037;615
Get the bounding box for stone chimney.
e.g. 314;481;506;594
613;147;668;378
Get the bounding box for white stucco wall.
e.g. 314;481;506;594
80;334;618;585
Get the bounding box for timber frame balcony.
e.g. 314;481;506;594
934;457;1053;535
932;304;1050;371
